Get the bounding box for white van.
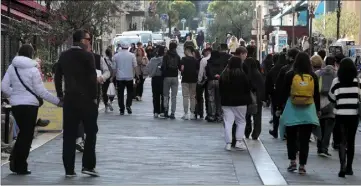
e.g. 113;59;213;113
112;35;141;52
121;31;153;46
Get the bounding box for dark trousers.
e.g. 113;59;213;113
117;80;134;111
317;118;335;153
333;120;341;147
286;124;313;165
271;102;280;133
10;105;38;172
196;83;209;116
336;115;359;170
136;75;145;97
152;76;164;114
102;79;114;105
245;102;263;139
62;96;98;173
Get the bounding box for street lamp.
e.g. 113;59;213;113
308;1;316;56
336;0;342;39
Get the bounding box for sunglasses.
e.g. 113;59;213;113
83;37;91;41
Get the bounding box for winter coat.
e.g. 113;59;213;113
265;63;287;103
243;59;265;103
2;56;59;106
146;56;163;77
315;65;336;119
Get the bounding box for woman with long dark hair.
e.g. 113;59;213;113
146;45;166;118
2;44;61;174
243;57;265;139
278;52;320;174
328;58;361;178
219;57;251;151
102;48;115;112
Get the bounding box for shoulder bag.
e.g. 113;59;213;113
14;67;44;107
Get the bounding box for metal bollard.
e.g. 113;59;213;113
3;105;12;144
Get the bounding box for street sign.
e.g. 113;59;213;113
181;18;186;23
252;20;257;29
252;30;265;35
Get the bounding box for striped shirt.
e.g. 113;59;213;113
328;78;361;115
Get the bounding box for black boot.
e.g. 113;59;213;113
346;165;353;175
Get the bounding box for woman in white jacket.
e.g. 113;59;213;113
2;44;61;175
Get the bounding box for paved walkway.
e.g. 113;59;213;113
2;80;264;185
2;71;361;184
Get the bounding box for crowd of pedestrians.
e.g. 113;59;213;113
1;29;360;180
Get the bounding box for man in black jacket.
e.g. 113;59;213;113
55;30;99;177
75;40;110;153
205;51;224;122
271;48;299;139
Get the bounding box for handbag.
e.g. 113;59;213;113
106;82;116;97
247;91;258;115
14;67;44;107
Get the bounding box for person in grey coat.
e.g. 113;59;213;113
315;56;337;157
146;46;166;118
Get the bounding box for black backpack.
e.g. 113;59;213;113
165;54;179;70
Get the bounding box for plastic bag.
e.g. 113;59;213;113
107;82;116;97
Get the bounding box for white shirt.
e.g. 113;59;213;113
198;54;211;84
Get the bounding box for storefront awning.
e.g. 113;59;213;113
271;0;308;21
1;4;50;28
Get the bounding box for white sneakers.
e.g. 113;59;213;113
225;144;232;151
225;140;247;151
181;114;190;120
182;113;197;120
235;141;247;151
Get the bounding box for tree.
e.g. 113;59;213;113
314;10;360;40
156;0;179;27
171;1;196;28
7;1;122;78
207;1;255;42
144;14;162;32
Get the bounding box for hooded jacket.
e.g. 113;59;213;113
265;61;287;103
243;58;265;102
315;65;336;118
2;56;59;106
206;51;224;80
146;56;163;77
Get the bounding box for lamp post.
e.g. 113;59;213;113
308;1;316;56
336;0;341;39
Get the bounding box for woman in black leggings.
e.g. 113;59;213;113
328;58;360;178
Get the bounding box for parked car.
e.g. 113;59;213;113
152;34;166;46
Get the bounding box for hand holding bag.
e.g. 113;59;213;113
247;91;258;115
14;67;44;107
107;82;116;97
